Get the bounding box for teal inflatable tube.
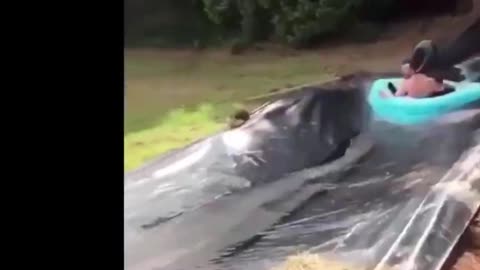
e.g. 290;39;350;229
367;78;480;125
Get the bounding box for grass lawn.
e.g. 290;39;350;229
124;49;337;172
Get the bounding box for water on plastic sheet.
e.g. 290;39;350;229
124;98;480;270
204;121;480;270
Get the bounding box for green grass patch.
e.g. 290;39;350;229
124;104;224;172
125;49;335;172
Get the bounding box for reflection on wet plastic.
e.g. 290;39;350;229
216;125;479;270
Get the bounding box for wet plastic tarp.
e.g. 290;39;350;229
124;86;480;270
214;135;480;270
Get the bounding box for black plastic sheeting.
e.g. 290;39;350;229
124;79;480;270
124;87;372;269
436;17;480;71
215;124;480;270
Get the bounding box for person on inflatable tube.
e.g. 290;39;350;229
384;40;456;99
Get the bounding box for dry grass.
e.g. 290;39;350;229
272;252;366;270
124;50;337;171
125;49;338;133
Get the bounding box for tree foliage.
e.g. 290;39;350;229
201;0;396;47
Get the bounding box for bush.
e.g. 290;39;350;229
202;0;397;47
124;0;399;48
125;0;219;48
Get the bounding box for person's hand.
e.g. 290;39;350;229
401;63;414;78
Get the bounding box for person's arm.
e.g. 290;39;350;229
395;81;408;96
432;79;445;93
